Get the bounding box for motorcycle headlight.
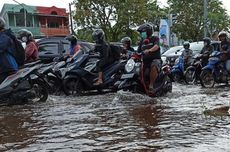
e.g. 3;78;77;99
125;58;135;73
161;56;167;65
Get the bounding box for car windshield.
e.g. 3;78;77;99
178;42;204;55
162;46;183;56
190;42;204;54
38;42;59;54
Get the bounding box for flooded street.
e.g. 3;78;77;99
0;83;230;151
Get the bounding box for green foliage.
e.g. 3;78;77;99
76;28;93;42
73;0;163;42
168;0;230;41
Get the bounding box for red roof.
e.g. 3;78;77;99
36;6;68;16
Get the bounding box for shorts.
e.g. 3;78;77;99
96;57;115;72
144;59;162;73
151;59;162;73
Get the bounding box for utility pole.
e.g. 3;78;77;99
204;0;208;37
13;0;26;27
69;2;75;35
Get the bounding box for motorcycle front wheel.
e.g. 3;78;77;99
30;79;48;102
200;69;215;88
63;76;83;96
47;75;62;94
172;71;182;83
185;67;196;85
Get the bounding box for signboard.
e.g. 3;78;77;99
159;19;170;48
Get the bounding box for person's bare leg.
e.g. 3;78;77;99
95;72;103;85
149;66;158;91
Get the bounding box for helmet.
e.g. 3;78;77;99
183;41;190;49
137;23;153;37
0;17;6;30
65;34;77;44
203;37;211;45
121;37;132;45
92;29;105;43
218;31;228;38
17;29;33;42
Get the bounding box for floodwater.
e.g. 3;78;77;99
0;83;230;152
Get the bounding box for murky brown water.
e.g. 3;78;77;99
0;84;230;151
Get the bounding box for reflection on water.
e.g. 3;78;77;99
0;84;230;151
0;106;43;151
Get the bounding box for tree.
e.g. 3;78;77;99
168;0;230;41
73;0;163;42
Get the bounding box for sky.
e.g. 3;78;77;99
0;0;230;15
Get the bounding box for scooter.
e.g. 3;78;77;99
170;56;186;83
62;59;126;96
184;54;203;84
116;52;172;97
47;51;100;94
200;51;229;88
0;65;49;105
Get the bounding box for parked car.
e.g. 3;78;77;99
162;41;220;66
161;46;183;65
37;37;95;63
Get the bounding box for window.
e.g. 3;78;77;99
51;11;58;15
20;8;27;13
39;42;59;54
48;22;59;28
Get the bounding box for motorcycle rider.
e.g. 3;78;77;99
181;41;193;67
218;31;230;72
92;29;113;85
18;29;38;63
65;34;81;57
0;17;18;83
200;37;214;66
120;37;135;59
137;23;162;93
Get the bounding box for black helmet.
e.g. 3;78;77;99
121;37;132;45
137;23;153;37
183;41;190;49
0;17;6;30
92;29;105;43
218;31;228;38
65;34;77;44
203;37;211;45
17;29;33;41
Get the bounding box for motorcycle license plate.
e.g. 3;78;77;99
121;73;135;79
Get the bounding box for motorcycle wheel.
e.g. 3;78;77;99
63;77;83;96
172;72;182;83
200;69;215;88
185;68;196;85
31;79;48;102
47;75;62;94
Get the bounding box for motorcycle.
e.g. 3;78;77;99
0;65;49;105
200;51;229;88
184;54;203;84
170;56;186;83
40;50;99;94
62;59;126;96
117;52;172;97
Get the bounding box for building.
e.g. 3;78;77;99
0;3;70;38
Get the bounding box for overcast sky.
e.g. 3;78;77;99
0;0;230;15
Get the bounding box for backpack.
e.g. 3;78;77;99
109;44;121;60
4;29;25;66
